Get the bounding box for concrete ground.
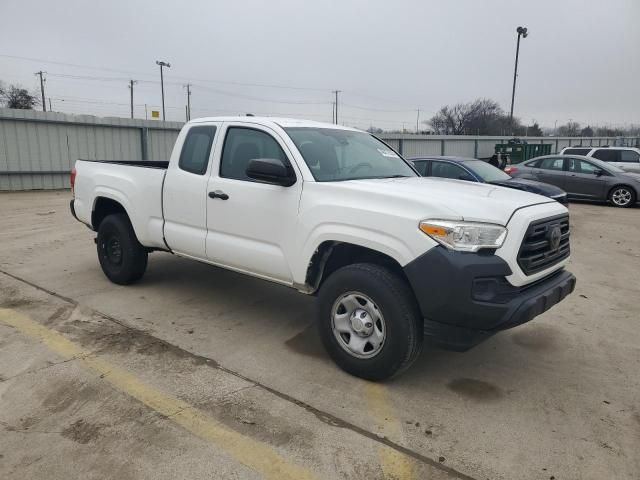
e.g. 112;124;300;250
0;190;638;480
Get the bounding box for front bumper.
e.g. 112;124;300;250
403;247;576;351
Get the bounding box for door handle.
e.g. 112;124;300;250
208;190;229;200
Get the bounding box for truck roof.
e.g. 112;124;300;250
189;116;360;131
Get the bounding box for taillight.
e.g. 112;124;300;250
70;167;77;194
504;166;518;175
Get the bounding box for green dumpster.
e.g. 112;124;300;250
494;139;551;164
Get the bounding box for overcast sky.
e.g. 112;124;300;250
1;0;638;130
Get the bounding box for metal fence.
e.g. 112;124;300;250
0;108;182;190
1;108;638;191
378;134;640;159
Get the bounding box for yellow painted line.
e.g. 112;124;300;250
363;382;416;480
0;308;317;480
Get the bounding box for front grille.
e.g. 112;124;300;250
517;214;570;275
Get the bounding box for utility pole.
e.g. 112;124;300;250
509;26;528;132
48;98;52;112
35;71;46;112
184;83;192;121
416;109;420;134
333;90;341;124
155;60;171;121
128;80;137;119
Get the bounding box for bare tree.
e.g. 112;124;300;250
580;126;594;137
427;98;522;135
557;121;581;137
0;83;40;110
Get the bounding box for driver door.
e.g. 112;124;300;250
205;123;303;284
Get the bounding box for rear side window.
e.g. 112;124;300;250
220;127;289;182
620;150;640;163
179;126;216;175
563;148;591;156
592;149;617;162
525;159;540;167
412;160;428;176
539;158;564;170
431;161;467;179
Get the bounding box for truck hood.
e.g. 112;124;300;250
337;176;556;225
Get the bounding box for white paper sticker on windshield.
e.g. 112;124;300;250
377;148;399;158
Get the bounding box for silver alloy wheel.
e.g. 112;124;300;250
612;188;632;206
331;291;386;359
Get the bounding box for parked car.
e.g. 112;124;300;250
410;156;568;204
506;155;640;207
559;146;640;174
70;117;575;380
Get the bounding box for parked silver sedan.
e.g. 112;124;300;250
506;155;640;207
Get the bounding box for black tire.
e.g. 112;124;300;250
608;185;636;208
96;213;148;285
317;263;423;381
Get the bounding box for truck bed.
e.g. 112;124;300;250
73;158;168;250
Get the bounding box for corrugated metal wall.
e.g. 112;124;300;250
1;108;638;191
0;108;182;190
378;134;639;159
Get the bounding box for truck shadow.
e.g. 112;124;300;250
137;253;568;392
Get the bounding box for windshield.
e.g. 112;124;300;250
285;127;416;181
590;158;624;173
464;160;511;182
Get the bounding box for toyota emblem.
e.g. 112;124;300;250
548;226;562;251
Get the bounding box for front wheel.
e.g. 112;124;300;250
609;186;636;208
317;263;423;381
96;213;148;285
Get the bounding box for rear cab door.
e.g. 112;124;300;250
204;121;304;284
162;122;221;257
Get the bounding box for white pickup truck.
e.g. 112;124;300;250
71;116;576;380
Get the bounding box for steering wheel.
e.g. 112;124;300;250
348;162;373;174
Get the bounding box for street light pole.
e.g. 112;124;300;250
509;26;528;133
155;60;171;121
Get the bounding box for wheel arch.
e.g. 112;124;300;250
303;241;410;294
92;196;131;230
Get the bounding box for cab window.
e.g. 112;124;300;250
179;126;217;175
220;127;289;182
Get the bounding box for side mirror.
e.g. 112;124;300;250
246;158;296;186
593;168;604;177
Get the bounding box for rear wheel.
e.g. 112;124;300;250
609;186;636;208
317;263;423;381
96;213;148;285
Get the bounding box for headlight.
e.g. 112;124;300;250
419;220;507;252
